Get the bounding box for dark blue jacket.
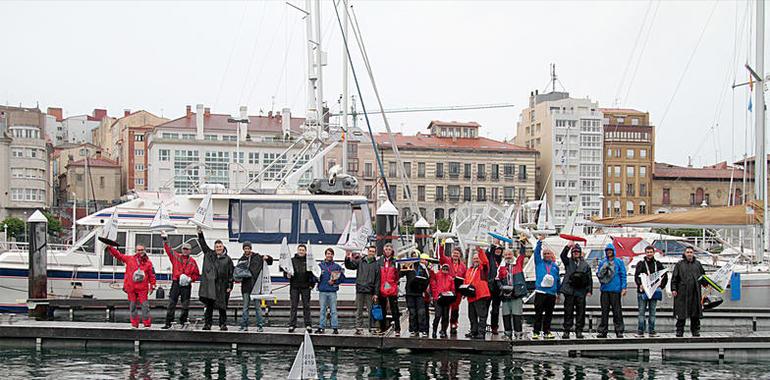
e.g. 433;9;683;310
317;260;345;293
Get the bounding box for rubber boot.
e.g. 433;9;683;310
143;318;152;328
130;317;140;328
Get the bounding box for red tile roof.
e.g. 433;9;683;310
375;133;535;153
735;154;770;164
155;113;305;134
68;157;119;168
427;120;481;129
599;108;646;114
653;162;747;180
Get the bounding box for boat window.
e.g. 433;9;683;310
76;235;95;256
230;201;241;236
103;232;127;266
652;240;667;254
241;202;293;233
301;203;351;234
134;233;202;256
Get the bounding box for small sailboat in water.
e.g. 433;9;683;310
288;331;318;380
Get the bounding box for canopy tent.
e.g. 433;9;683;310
592;201;763;228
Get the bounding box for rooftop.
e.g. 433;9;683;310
375;132;534;153
68;157;119;168
155;112;304;134
653;162;748;180
598;107;647;115
427;120;482;129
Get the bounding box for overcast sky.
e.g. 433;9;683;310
0;1;764;167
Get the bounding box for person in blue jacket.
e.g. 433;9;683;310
316;247;345;334
532;235;560;340
595;243;628;338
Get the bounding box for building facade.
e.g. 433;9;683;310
113;110;168;193
601;108;655;217
50;142;102;207
514;91;604;227
346;121;538;224
58;155;122;208
46;108;109;146
652;162;750;213
0;106;50;219
147;105;308;194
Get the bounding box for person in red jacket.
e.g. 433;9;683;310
430;263;456;338
107;244;156;328
438;244;467;335
377;243;401;336
160;231;201;329
462;247;491;339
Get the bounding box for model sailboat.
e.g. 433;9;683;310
279;237;294;277
97;208;120;247
287;331;318;380
640;268;668;299
149;203;175;232
188;192;213;229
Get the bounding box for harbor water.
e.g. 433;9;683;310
2;347;769;379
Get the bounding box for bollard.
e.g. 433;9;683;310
27;210;48;320
413;217;432;254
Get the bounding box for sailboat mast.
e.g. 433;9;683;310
341;0;349;175
755;0;766;261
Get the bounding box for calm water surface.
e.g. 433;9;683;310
2;348;769;379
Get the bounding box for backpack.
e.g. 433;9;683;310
539;264;555;288
569;270;589;289
234;259;252;281
598;260;616;285
132;257;146;283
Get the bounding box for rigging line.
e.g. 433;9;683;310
272;12;301;103
213;0;249;110
237;1;270;105
657;0;719;131
245;9;289;107
622;0;660;105
331;0;390;199
613;0;654;105
347;3;422;219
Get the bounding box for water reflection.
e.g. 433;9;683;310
0;348;768;380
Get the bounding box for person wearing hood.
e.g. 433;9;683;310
345;245;380;335
377;243;402;336
283;243;317;333
236;241;273;332
160;231;200;329
671;246;706;337
560;241;593;339
403;252;432;337
532;235;560;340
596;242;628;338
429;263;456;339
106;243;156;328
197;227;234;331
316;247;345;334
634;245;667;337
438;244;467;335
484;244;505;335
463;247;491;340
496;248;527;340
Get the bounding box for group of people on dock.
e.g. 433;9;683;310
105;231;707;339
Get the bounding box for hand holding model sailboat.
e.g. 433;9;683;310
98;208;120;247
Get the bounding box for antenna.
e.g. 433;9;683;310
550;63;557;93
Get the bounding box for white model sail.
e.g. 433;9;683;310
702;255;741;293
336;219;351;247
287;331;318;380
188;192;213;229
306;241;322;278
251;260;274;300
98;208;120;246
279;237;294;277
149;203;175;232
534;198;556;235
640;268;668;299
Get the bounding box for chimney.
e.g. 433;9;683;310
281;107;291;139
268;110;273;118
239;106;248;141
196;104;205;140
204;107;211;117
123;109;131;117
47;107;63;122
92;109;107;120
186;105;192;118
95;150;102;159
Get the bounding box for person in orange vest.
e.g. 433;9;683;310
462;247;491;339
107;244;156;328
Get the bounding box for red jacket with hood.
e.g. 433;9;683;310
108;246;156;293
163;242;201;282
463;247;491;303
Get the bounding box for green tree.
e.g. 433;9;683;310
1;217;25;239
43;211;64;236
434;218;451;233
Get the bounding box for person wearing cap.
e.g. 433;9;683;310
532;235;560;340
345;245;380;335
402;251;432;337
316;247;345;334
429;263;455;338
596;242;628;338
438;244;466;335
237;241;274;332
160;231;201;329
484;244;505;335
559;241;593;339
495;248;526;340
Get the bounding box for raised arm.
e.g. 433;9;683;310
477;247;489;270
560;245;570;266
107;246;128;264
438;244;450;265
534;240;543;265
197;230;212;254
162;237;176;263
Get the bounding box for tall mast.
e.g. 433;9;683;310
755;0;766;261
341;0;349;175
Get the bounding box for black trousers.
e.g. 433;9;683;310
562;294;587;333
676;317;701;335
468;298;490;337
289;287;312;328
378;296;401;332
405;295;428;333
598;292;625;335
489;293;502;329
202;298;227;327
502;314;523;333
165;280;192;325
533;293;556;333
433;302;450;334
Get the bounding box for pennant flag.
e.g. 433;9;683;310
749;97;753;112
